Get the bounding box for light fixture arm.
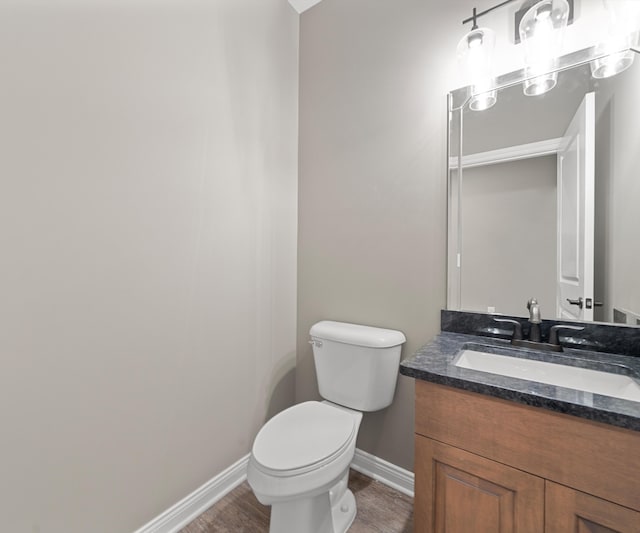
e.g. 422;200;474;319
462;0;518;28
470;7;478;30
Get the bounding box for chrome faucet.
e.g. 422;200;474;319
527;298;542;342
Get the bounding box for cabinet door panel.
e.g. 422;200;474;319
546;482;640;533
415;435;544;533
435;463;513;533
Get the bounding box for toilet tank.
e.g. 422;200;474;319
309;321;406;412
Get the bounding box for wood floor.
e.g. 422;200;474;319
180;469;414;533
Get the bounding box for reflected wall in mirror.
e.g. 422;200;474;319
448;46;640;326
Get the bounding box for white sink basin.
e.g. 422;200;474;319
454;349;640;403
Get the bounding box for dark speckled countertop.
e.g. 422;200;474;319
400;331;640;431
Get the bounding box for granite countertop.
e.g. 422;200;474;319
400;331;640;431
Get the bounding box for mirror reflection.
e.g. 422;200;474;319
448;48;640;326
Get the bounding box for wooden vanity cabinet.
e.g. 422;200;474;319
414;381;640;533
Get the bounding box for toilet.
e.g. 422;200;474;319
247;320;406;533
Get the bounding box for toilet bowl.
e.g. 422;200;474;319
247;320;406;533
248;401;363;533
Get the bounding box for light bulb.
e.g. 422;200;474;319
519;0;570;96
535;4;552;21
467;33;483;48
457;27;497;111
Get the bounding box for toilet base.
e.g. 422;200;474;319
268;471;356;533
330;487;356;533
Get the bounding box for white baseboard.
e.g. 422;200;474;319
351;448;415;498
133;448;414;533
132;454;249;533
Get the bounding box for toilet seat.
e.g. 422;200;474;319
251;401;356;477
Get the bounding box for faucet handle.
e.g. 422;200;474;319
549;324;585;346
493;318;523;340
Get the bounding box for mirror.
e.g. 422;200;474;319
447;45;640;326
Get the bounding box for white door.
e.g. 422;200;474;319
556;92;595;321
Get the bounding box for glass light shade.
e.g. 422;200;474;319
519;0;570;96
470;89;497;111
457;27;497;111
590;1;640;78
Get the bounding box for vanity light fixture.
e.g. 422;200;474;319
457;24;498;111
590;0;640;79
519;0;570;96
458;0;575;109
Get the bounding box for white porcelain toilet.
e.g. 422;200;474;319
247;320;406;533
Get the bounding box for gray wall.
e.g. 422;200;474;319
297;0;464;471
0;2;298;532
460;157;557;316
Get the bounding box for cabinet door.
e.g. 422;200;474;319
415;436;544;533
546;481;640;532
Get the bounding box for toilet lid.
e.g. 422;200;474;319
252;401;356;472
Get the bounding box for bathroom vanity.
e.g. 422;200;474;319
401;311;640;533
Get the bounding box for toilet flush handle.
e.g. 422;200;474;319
309;339;323;347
